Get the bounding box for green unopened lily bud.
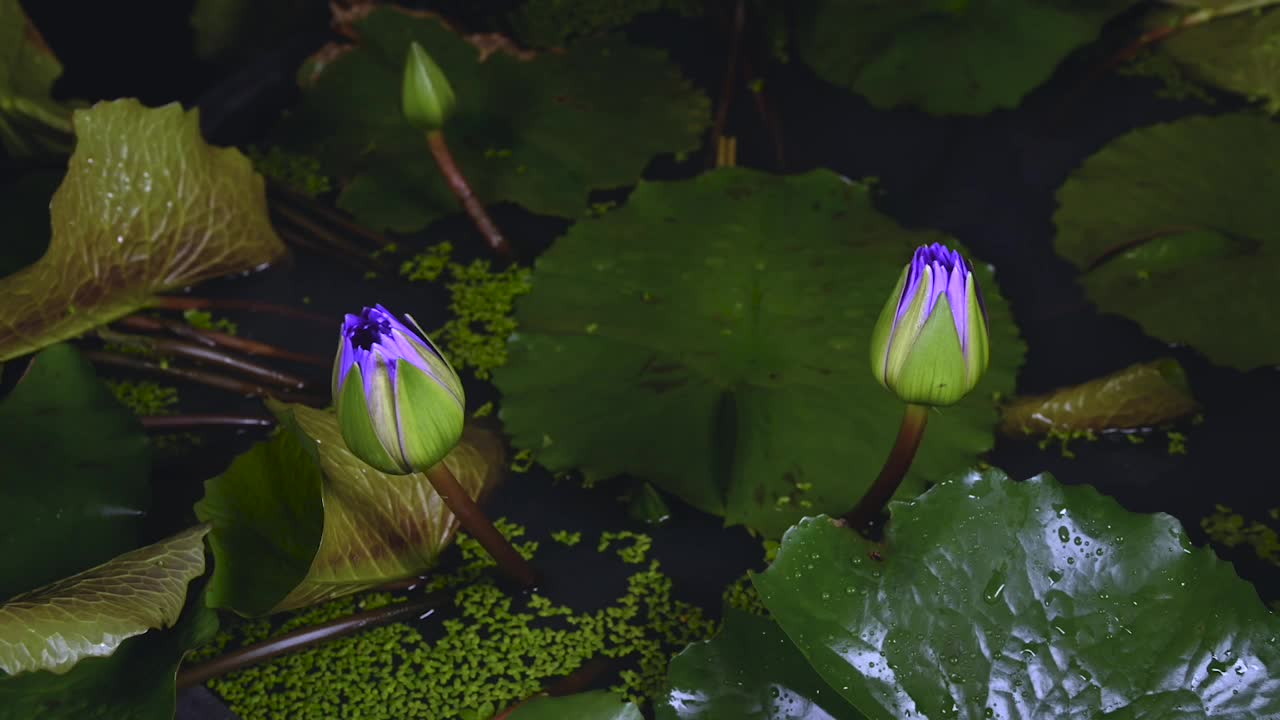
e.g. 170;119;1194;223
870;243;990;406
402;41;456;131
333;304;465;474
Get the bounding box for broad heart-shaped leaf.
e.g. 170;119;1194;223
0;589;217;720
658;608;866;720
754;469;1280;720
275;6;708;233
0;525;208;676
507;691;642;720
792;0;1139;114
494;168;1024;537
196;403;500;616
0;99;285;362
269;401;501;612
1156;4;1280;114
0;0;72;157
0;343;149;601
1054;114;1280;370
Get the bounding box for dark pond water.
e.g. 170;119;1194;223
11;2;1279;718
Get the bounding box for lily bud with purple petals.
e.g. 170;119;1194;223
869;243;990;406
333;305;464;474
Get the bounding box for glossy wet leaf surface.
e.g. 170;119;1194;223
276;6;708;232
0;525;208;675
792;0;1138;114
0;344;150;600
1054;114;1280;370
753;468;1280;719
658;608;865;720
1156;4;1280;113
507;690;642;720
495;168;1024;536
0;593;216;720
0;99;285;362
196;403;499;616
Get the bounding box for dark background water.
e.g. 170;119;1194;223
11;1;1280;718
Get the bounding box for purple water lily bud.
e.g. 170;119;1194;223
869;242;991;406
332;305;465;474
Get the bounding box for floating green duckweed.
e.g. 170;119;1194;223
598;531;653;564
721;572;767;616
1202;504;1280;568
551;530;582;546
107;380;179;416
248;146;332;197
202;523;715;718
1166;430;1188;455
399;242;453;283
182;309;239;335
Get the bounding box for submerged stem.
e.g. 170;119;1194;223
425;463;537;589
425;129;513;263
843;403;930;535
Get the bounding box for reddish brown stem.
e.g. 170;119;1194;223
843;404;930;535
707;0;746;168
140;414;274;430
272;205;388;273
118;314;330;368
425;463;536;589
98;329;309;390
84;351;325;406
426;129;513;263
151;297;333;327
176;591;449;688
268;178;391;248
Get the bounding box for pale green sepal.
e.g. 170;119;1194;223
869;266;909;388
337;364;409;474
402;315;466;404
962;272;990;391
891;295;969;406
883;266;933;386
402;41;456;131
394;362;466;472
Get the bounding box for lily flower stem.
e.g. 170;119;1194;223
425;463;537;589
98;329;310;390
176;590;451;688
84;351;326;406
843;403;930;535
140;414;274;430
267;178;392;249
118;314;330;369
425;129;513;263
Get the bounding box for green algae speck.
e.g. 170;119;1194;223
107;380;179;416
1202;504;1280;568
182;309;239;335
247;146;333;197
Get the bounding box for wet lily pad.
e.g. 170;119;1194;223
658;608;865;720
0;0;72;156
0;344;150;600
1054;113;1280;370
507;691;642;720
494;168;1024;537
0;525;208;676
196;403;500;616
753;468;1280;719
0;99;285;362
1156;3;1280;113
276;6;708;233
792;0;1138;114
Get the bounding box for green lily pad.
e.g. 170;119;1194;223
0;0;72;157
1054;113;1280;370
792;0;1139;114
1156;4;1280;113
753;468;1280;719
507;691;642;720
276;6;708;233
0;589;217;720
196;402;500;616
510;0;704;48
0;99;285;363
0;343;149;600
494;168;1023;536
0;525;208;676
658;608;866;720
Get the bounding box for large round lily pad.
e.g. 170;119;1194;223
753;468;1280;719
495;168;1024;536
793;0;1138;114
276;6;708;233
1054;113;1280;370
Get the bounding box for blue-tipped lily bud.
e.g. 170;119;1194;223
870;243;990;406
333;305;465;474
402;41;456;131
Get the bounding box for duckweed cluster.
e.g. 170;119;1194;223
107;380;179;416
201;522;717;718
598;531;652;564
248;146;332;197
182;309;239;335
1202;504;1280;568
399;243;534;379
721;572;767;616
